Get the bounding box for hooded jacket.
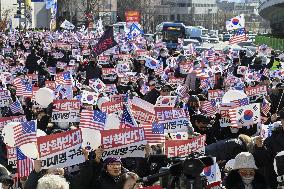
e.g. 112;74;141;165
225;170;267;189
74;159;129;189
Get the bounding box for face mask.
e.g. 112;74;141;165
242;176;254;185
230;127;239;134
161;53;166;57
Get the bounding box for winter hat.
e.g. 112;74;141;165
233;152;258;170
104;157;121;166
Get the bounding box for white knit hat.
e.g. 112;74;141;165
233;152;258;170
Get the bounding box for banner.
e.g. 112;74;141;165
110;94;127;102
125;11;140;26
0;89;12;107
165;135;206;158
101;100;124;114
0;115;26;133
132;104;156;124
93;28;118;56
102;68;117;76
236;103;260;126
155;107;189;133
7;146;17;168
37;129;85;169
52;100;81;122
101;127;147;159
208;89;224;104
245;85;267;102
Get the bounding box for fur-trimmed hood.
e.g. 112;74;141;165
225;170;268;189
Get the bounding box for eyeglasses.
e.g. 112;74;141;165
238;169;255;176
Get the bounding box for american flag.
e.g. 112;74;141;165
228;108;238;127
175;85;188;98
55;71;72;86
262;68;270;77
142;123;165;144
13;78;25;96
232;98;250;108
9;100;24;114
80;109;107;130
23;84;33;97
201;101;217;116
229;28;248;44
261;98;271;116
13;121;37;147
120;104;138;128
16;147;34;178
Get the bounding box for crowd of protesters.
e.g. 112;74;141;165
0;26;283;189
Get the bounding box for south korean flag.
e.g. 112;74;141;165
236;103;260;126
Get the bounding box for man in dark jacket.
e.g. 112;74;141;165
84;58;102;85
75;148;129;189
25;49;40;74
253;108;284;188
143;80;160;105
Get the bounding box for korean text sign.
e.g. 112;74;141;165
52;100;81;122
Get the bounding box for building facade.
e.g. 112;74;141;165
154;0;218;29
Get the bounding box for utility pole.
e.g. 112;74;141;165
0;0;2;21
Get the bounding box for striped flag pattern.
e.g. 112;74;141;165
55;71;72;86
229;28;248;45
232;98;250;108
16;147;34;178
9;100;24;114
13;121;37;147
142;123;165;144
23;83;33;97
228;108;238;127
79;109;107;130
201;101;217;116
261;98;271;116
120;104;138;129
13;78;25;96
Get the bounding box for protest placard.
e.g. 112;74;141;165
101;127;147;159
165;135;206;158
219;105;232;127
0;89;12;107
168;77;185;88
260;124;273;139
155;107;190;133
52;100;81;122
27;74;38;84
6;146;17;168
208;89;224;104
102;68;117;76
37;129;85;169
110;94;127;102
101;100;124;114
45;81;56;90
245;85;267;102
132;104;156;124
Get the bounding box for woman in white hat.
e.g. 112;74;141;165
224;152;268;189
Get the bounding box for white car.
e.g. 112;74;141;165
209;35;219;43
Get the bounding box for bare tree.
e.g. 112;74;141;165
0;8;13;32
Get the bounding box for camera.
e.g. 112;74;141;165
139;153;214;189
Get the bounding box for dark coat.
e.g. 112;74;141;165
143;88;160;105
25;53;40;74
254;127;284;188
85;63;102;85
205;138;247;162
75;160;128;189
225;170;268;189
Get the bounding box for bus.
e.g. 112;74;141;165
156;22;186;49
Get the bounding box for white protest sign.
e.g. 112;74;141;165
37;129;85;169
101;127;147;159
52;100;81;122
